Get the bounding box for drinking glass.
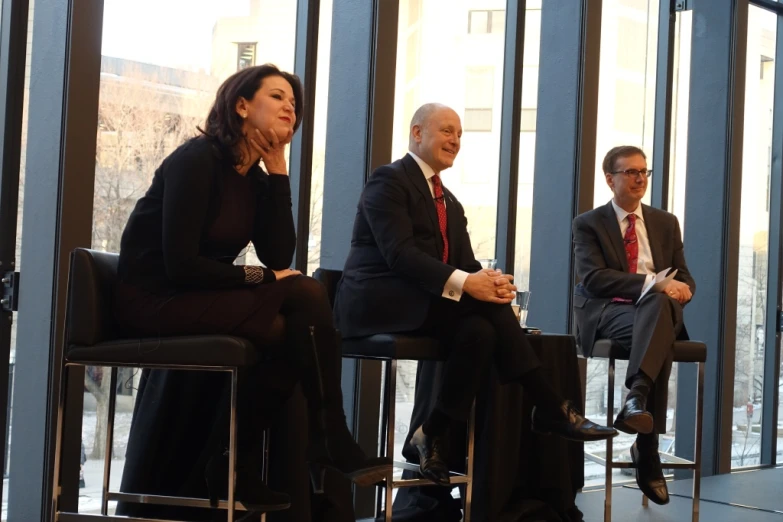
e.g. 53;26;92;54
515;290;531;328
477;258;498;270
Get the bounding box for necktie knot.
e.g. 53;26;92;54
627;213;636;225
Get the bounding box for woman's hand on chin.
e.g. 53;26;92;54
249;127;293;175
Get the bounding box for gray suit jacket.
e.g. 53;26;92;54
572;201;696;355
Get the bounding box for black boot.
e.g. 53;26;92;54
204;448;290;512
297;326;392;492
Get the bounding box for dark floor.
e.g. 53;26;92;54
577;466;783;521
359;467;783;521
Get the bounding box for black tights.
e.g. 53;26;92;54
233;276;338;459
278;275;335;335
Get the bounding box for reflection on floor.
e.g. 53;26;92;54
578;466;783;521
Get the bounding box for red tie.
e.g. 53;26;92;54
624;214;638;274
432;175;449;263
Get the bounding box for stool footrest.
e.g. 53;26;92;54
585;451;697;470
391;460;470;487
106;491;253;511
58;513;178;522
392;476;471;488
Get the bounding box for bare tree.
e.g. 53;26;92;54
86;66;212;459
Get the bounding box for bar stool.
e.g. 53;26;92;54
52;248;287;522
584;339;706;522
313;268;475;522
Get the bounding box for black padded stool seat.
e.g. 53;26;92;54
53;248;286;522
342;334;446;361
313;268;475;522
591;339;707;363
67;335;258;368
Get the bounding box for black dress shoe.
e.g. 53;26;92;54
614;395;654;435
630;442;670;505
409;425;451;487
531;400;618;442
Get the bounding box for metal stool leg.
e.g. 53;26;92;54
385;360;397;522
692;361;704;522
376;358;392;517
605;358;615;522
101;367;118;515
227;368;239;522
50;363;71;519
260;428;271;522
463;399;476;522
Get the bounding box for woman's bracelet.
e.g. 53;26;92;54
243;265;275;285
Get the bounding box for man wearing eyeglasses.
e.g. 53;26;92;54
572;145;696;505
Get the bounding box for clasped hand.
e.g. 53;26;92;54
464;268;516;304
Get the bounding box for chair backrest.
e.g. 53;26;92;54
312;268;343;308
66;248;120;347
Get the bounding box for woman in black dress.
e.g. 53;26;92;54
113;64;390;517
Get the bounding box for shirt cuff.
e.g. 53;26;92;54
442;269;469;302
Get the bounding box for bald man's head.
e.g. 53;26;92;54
408;103;462;174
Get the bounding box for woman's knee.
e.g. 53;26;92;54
281;276;334;325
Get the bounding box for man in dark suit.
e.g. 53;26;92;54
572;145;696;505
335;103;616;486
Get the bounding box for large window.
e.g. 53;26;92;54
731;4;777;469
584;0;661;487
468;9;506;34
306;0;334;277
668;10;692;225
513;1;542;293
390;0;506;467
236;42;257;70
87;1;297;514
464;66;495;132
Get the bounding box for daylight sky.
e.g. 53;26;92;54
101;0;253;72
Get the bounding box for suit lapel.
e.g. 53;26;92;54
642;205;664;271
402;154;442;253
601;201;629;272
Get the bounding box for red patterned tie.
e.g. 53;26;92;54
432;175;449;263
624;214;638;274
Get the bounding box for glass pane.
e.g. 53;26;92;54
593;0;659;208
305;0;333;277
391;0;506;476
668;11;692;226
513;4;542;298
584;0;661;487
731;4;777;470
88;1;297;514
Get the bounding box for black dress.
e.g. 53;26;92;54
113;137;354;521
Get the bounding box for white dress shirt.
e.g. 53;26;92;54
611;199;655;291
408;152;469;302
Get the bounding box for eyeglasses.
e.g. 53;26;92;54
611;168;652;179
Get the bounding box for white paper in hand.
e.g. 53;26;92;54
637;267;678;304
